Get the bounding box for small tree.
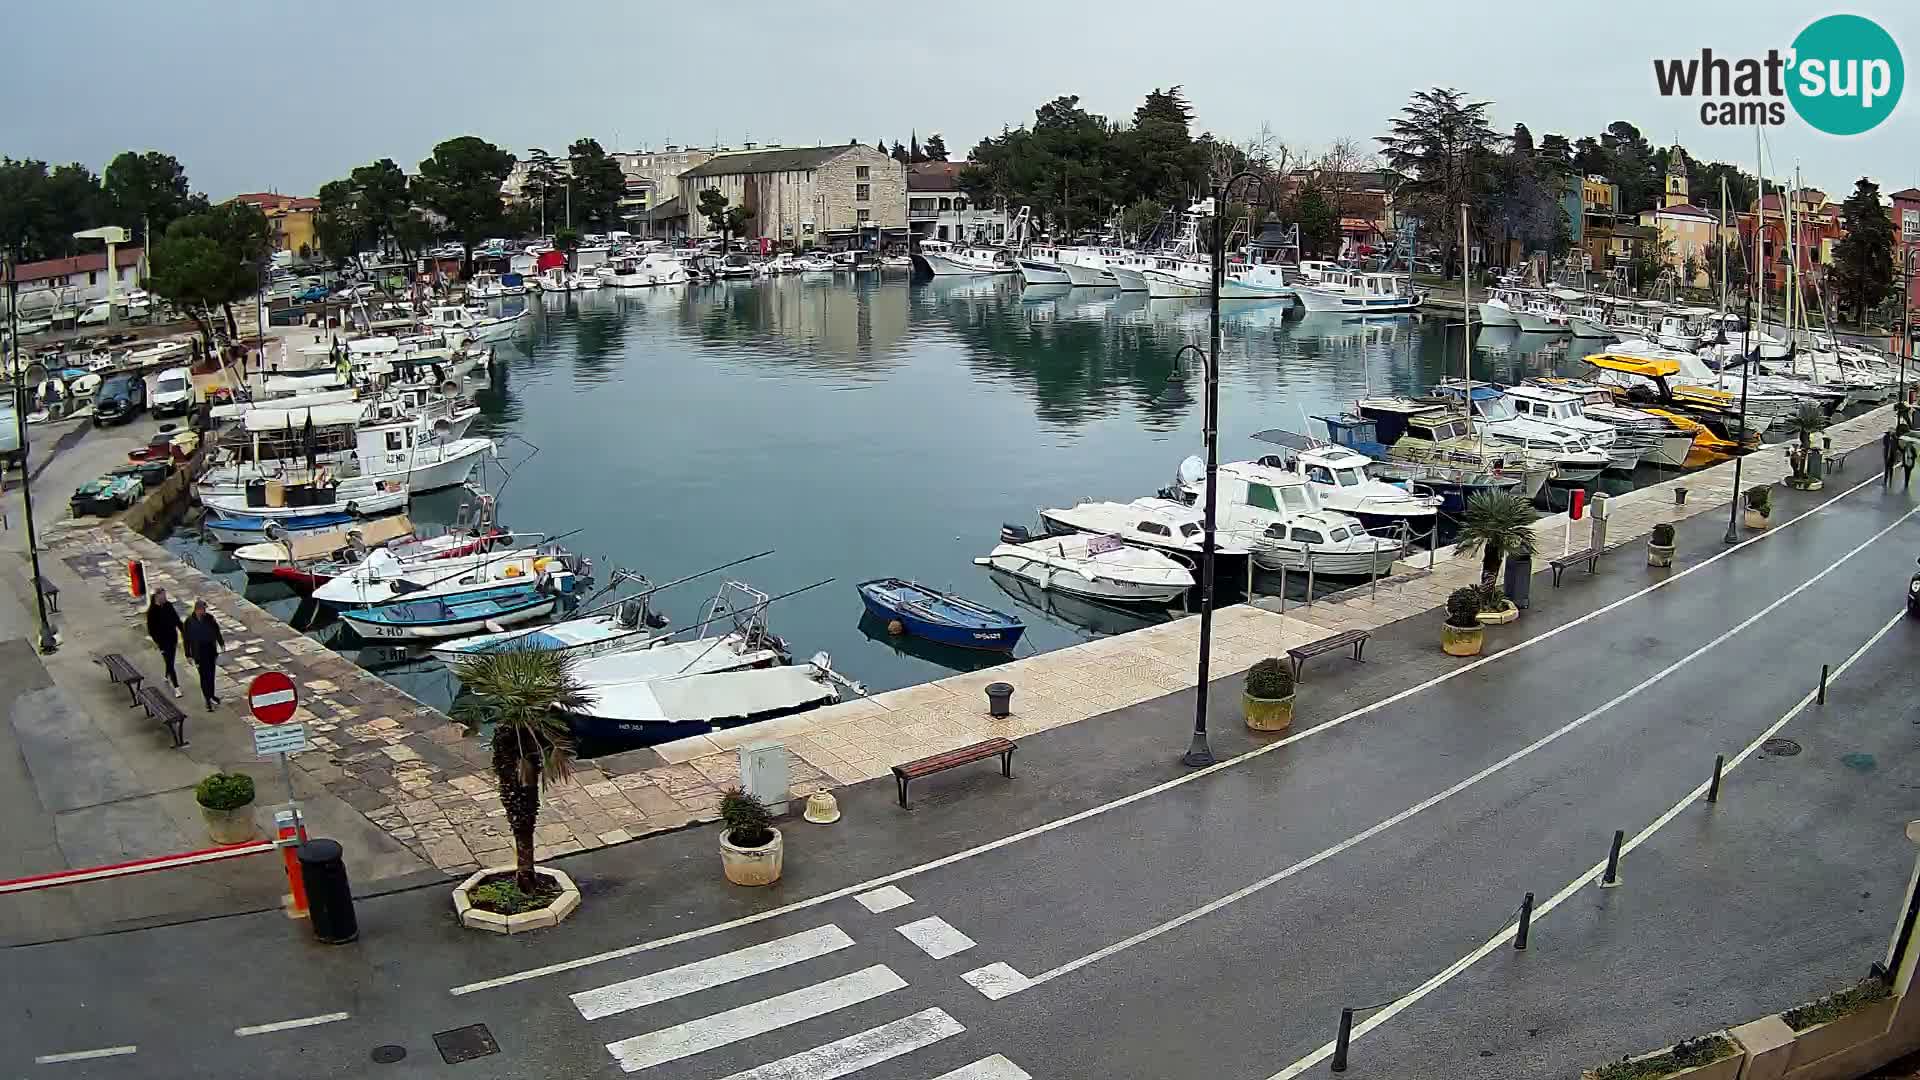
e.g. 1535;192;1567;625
1453;491;1541;588
697;189;752;249
452;650;591;892
553;227;580;266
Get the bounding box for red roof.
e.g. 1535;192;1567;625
907;162;964;193
231;192;318;212
1890;187;1920;202
1654;202;1713;219
10;247;144;284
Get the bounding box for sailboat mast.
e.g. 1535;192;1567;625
1460;202;1473;436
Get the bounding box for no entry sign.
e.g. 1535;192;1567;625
248;671;298;725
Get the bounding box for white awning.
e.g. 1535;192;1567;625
241;402;366;431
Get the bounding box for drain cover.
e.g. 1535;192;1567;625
434;1024;499;1065
1842;752;1878;771
1762;738;1803;757
371;1045;406;1064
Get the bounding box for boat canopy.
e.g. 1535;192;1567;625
284;515;414;561
1586;353;1680;378
242;402;366;431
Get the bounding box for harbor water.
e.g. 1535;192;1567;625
166;275;1641;733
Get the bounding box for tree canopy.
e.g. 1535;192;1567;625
102;151;204;245
1377;87;1502;270
146;202;270;344
567;138;627;231
415;136;516;266
1828;178;1895;328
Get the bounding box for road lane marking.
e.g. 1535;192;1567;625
573;925;854;1021
960;963;1032;1000
713;1007;963;1080
1002;503;1920;995
895;916;976;959
931;1055;1034;1080
1265;604;1910;1079
34;1046;137;1064
450;470;1895;997
234;1011;350;1037
604;964;905;1073
854;886;914;913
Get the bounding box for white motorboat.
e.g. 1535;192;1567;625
1069;247;1152;291
1046;247;1118;287
1513;293;1571;334
231;515;419;580
1609;340;1805;420
428;304;528;343
201;471;410;519
1500;383;1645;472
607;253;690;287
1245;430;1441;530
313;544;585;609
430;592;665;666
1173;459;1401;575
793;253;836;273
1143;257;1297;300
1428;384;1611;482
1525;378;1698;469
979;532;1193;605
1016;247;1074;286
914;240;1015;276
1293;270;1425;314
1037;498;1256;562
466;272;505;299
570;268;604;290
1476;287;1523;327
537;267;572;293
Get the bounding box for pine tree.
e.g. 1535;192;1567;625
909;131;926;164
923;133;949;162
1829;178;1895;328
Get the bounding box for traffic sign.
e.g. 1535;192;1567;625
249;671;298;725
253;723;309;757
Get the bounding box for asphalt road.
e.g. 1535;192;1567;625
5;471;1918;1080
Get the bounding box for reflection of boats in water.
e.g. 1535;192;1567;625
917;275;1016;303
987;570;1177;639
855;613;1013;673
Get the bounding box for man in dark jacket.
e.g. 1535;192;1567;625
145;589;184;698
182;600;226;711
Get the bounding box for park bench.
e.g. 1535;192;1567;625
1549;548;1601;586
1827;446;1852;473
892;737;1015;808
96;653;147;704
33;575;59;614
1286;629;1371;681
135;684;188;748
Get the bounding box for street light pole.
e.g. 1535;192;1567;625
5;254;58;653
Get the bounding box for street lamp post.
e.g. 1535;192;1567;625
4;254;59;653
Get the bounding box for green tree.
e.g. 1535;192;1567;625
1119;198;1164;243
451;649;589;893
909;132;927;164
1828;177;1894;329
890;141;910;164
522;147;563;233
1377;87;1502;273
1295;188;1338;256
314;178;368;267
696;189;752;248
0;159;110;261
553;227;580;255
147;203;269;347
1453;491;1540;588
102;151;201;246
415;137;515;271
567;138;627;231
349;158;416;258
1703;237;1748;296
923;132;949;162
1600;120;1658;213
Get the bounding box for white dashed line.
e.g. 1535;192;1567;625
34;1046;138;1064
960;962;1032;1000
234;1011;350;1037
854;885;914;913
895;916;976;959
604;965;906;1073
714;1007;963;1080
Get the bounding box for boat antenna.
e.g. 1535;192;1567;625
672;577;836;674
457;550;780;651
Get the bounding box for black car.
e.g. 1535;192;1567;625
94;371;147;425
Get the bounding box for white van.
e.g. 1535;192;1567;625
151;366;195;418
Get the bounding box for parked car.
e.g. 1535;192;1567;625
150;366;194;418
78;302;112;327
93;371;147;425
294;284;330;303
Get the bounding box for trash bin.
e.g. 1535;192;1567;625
1503;553;1533;611
297;839;358;944
986;682;1015;718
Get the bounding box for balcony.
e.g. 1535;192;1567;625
908;208;941;221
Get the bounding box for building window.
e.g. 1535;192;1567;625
955;198;968;212
855;165;870;180
939;198;952;212
88;271;98;285
857;209;872;224
856;184;870;202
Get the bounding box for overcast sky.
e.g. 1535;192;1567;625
2;1;1914;201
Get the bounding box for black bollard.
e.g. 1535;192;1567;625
1600;830;1625;888
1707;754;1724;803
1331;1007;1355;1072
1818;664;1830;704
298;839;359;944
1515;892;1534;950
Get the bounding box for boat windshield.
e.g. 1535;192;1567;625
1280;485;1314;512
1477;397;1518;422
1333;467;1365;487
1327;527;1351;541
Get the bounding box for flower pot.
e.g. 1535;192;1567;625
1743;508;1771;530
1243;690;1295;732
720;826;784;886
1441;621;1484;657
199;801;256;844
1648;541;1675;568
1476;601;1518;625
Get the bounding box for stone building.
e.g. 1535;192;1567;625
613;147;714;221
677;144;906;248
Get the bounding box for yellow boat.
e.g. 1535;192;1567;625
1639;408;1742;467
1584;353;1764;452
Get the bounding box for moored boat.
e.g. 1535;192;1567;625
856;578;1025;651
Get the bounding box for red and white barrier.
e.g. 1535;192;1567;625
0;840;275;894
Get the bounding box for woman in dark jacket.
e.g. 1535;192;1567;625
181;600;226;711
145;589;184;698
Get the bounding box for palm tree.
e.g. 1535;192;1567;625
451;649;591;892
1782;400;1828;454
1453;491;1541;588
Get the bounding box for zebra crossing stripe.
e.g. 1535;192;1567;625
930;1055;1035;1080
712;1007;963;1080
605;964;906;1073
894;916;976;960
573;925;854;1020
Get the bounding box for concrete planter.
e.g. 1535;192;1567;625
1243;691;1295;732
1648;542;1676;568
1744;509;1771;531
1786;996;1899;1069
199;801;256;844
1442;622;1484;657
1787;475;1824;491
453;866;581;934
1476;601;1519;625
721;826;784;886
1580;1040;1742;1080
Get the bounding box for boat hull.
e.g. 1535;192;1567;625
1107;266;1149;292
1476;302;1518;327
1642;433;1695;469
342;595;557;641
1568;317;1612;339
1515;311;1565;334
1061;261;1114;287
204;511;378;547
857;590;1023;651
1016;259;1072;286
984;552;1188;605
1294;285;1423;314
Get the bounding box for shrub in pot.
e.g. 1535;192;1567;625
195;772;257;844
1648;522;1676;568
1242;657;1296;732
1442;587;1485;656
1743;485;1771;530
1473;583;1517;625
719;788;783;886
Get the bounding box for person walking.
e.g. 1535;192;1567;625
145;588;184;699
182;600;226;711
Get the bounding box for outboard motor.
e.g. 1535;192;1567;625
1909;557;1920;620
1000;524;1034;544
617;598;643;629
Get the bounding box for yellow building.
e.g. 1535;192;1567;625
231;192;322;261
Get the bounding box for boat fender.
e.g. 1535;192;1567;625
265;522;286;541
346;501;362;518
887;619;905;636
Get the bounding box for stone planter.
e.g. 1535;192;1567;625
1243;691;1295;732
453;866;581;934
1743;508;1771;531
1648;541;1676;568
199;801;256;844
721;826;784;886
1476;601;1518;625
1579;1042;1741;1080
1786;996;1899;1068
1786;474;1824;491
1442;622;1484;657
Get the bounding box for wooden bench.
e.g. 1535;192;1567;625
1827;447;1852;473
893;737;1015;808
33;575;59;614
95;653;147;705
1549;548;1601;586
135;684;188;748
1286;630;1371;680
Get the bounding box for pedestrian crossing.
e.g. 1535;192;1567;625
569;895;1033;1077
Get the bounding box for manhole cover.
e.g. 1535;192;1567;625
370;1045;406;1064
1762;738;1803;757
434;1024;499;1065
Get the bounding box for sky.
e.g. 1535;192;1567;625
2;1;1915;202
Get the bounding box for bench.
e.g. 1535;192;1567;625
33;575;59;614
1549;548;1601;586
135;684;188;748
1286;629;1371;680
1827;447;1852;473
892;737;1015;808
95;653;147;705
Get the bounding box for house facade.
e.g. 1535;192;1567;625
906;162;1007;245
5;248;144;312
679;144;906;248
1891;188;1920;319
232;192;321;261
613;147;714;225
1735;187;1844;295
1635;148;1721;287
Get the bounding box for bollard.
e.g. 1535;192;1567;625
1818;663;1829;704
275;809;309;919
1305;546;1316;605
1330;1007;1355;1072
1428;517;1439;570
297;838;358;944
1707;754;1724;803
1247;557;1255;601
1675;486;1687;506
1515;892;1534;950
985;682;1014;719
1599;829;1625;888
127;560;146;600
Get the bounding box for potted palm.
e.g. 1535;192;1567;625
1242;658;1296;732
720;789;783;886
1743;485;1771;530
1453;491;1540;612
1442;587;1485;656
195;772;257;844
1782;401;1828;490
448;649;592;933
1648;522;1677;567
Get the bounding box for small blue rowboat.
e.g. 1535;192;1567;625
203;510;364;547
341;583;558;642
857;578;1025;652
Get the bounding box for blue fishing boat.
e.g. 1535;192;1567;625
340;583;560;642
202;510;366;547
856;578;1025;652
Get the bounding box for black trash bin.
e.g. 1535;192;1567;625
298;839;359;944
986;682;1014;718
1503;553;1533;611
